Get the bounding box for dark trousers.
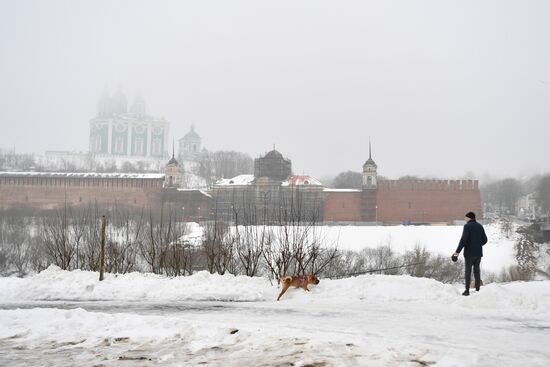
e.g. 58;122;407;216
465;257;481;291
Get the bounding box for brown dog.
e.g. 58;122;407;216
277;274;320;301
470;279;484;289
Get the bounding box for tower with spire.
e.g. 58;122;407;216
178;125;202;162
164;140;183;188
362;138;378;189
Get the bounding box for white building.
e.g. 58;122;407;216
178;125;202;162
88;88;170;168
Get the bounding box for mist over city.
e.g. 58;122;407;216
1;2;549;366
1;1;549;180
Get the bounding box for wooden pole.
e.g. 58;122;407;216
99;215;106;281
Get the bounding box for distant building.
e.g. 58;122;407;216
89;88;170;167
164;151;183;188
253;149;292;181
212;149;325;223
178;125;202;162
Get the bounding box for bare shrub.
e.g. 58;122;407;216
235;224;270;277
41;207;75;270
202;220;235;275
515;226;540;280
497;265;533;282
404;245;463;283
320;250;367;278
160;221;190;276
138;206;183;274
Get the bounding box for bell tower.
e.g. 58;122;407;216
362;139;378;189
361;139;378;222
164;142;183;188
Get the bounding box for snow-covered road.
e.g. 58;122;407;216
1;297;550;366
1;300;548;366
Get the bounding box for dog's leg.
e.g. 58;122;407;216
277;283;290;301
303;284;310;292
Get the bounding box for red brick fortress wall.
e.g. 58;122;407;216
375;179;481;224
323;191;362;222
0;174;164;210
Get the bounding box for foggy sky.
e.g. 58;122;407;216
0;0;549;180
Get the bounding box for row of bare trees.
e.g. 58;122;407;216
202;189;338;280
201;219;339;280
6;203;532;285
0;204;505;284
0;202;340;279
0;205;194;276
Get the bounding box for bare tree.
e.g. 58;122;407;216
164;222;193;276
515;225;540;279
42;206;75;270
104;206;143;274
82;204;102;271
202;219;235;275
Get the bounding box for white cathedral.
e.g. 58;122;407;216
42;89;207;174
88;88;170;167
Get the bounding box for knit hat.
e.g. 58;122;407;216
465;211;476;220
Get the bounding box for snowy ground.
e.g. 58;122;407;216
1;267;549;366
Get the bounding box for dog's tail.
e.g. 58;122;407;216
280;276;292;285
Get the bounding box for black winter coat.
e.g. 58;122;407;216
455;219;488;258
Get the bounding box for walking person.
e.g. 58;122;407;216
452;212;488;296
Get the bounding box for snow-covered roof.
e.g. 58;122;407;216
214;174;324;187
0;171;165;179
323;188;362;193
215;174;255;186
282;175;323;187
176;188;213;198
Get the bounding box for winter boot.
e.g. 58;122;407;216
462;290;470;296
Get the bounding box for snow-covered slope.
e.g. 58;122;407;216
1;266;548;314
1;267;549;366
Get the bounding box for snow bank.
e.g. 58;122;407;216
1;266;549;315
0;266;270;302
297;274;550;315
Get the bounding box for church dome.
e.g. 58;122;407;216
183;125;200;140
265;149;283;159
167;156;178;165
363;157;377;167
363;140;377;168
